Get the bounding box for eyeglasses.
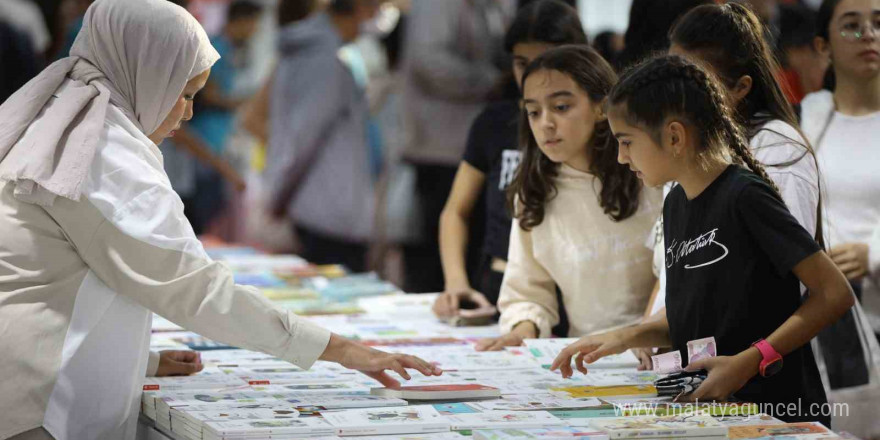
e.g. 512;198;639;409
839;18;880;42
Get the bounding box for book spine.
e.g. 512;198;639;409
610;428;728;438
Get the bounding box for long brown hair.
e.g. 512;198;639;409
507;45;642;231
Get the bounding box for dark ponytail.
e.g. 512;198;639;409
609;55;782;198
670;3;799;133
817;0;843;91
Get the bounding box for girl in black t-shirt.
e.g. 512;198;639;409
433;0;587;322
550;55;854;425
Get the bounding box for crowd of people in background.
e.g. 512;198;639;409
1;0;879;435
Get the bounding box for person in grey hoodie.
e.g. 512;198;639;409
266;0;380;272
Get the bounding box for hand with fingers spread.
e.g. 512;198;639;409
631;347;654;371
674;348;761;403
433;287;494;319
549;329;631;378
829;243;870;281
155;350;204;377
319;334;443;389
474;320;536;351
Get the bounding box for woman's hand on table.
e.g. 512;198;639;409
155;350;204;377
320;334;443;389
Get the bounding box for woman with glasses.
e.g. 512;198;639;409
801;0;880;343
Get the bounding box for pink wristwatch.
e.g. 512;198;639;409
752;339;783;377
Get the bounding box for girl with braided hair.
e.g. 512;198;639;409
550;55;854;425
474;45;661;351
640;2;825;319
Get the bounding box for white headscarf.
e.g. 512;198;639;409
0;0;219;206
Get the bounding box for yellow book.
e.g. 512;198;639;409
551;384;657;398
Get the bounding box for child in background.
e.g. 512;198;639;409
552;55;854;425
476;45;660;351
433;0;588;320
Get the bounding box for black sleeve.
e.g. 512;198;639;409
736;181;821;276
461;108;493;173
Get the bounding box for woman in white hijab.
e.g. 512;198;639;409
0;1;440;439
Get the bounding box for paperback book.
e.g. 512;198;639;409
371;384;501;400
445;411;565;431
524;339;640;370
728;422;838;439
589;415;729;439
202;416;336;439
321;405;451;436
473;427;610;440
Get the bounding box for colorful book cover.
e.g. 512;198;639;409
473;427;610;440
321;405;451;436
728;422;836;439
469;397;607;412
433;403;481;415
551;385;657;398
372;384;501;400
589;415;729;438
445;411;565;431
524;339;640;370
202;416;335;437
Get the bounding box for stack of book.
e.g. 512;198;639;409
589;415;728;439
321;405;451;436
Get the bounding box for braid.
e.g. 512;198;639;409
683;60;784;198
611;55;783;199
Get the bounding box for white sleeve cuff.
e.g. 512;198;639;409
281;316;332;370
146;350;160;377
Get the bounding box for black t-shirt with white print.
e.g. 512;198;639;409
663;165;827;423
462;100;522;261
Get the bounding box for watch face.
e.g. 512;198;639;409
763;358;784;377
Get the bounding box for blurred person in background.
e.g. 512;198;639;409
777;2;829;103
184;0;263;235
0;0;51;59
398;0;516;293
265;0;382;272
0;20;41;104
593;30;625;70
616;0;713;69
56;0;94;59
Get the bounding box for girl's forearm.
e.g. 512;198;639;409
626;315;672;349
439;209;471;289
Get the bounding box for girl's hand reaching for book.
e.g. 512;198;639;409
675;348;761;403
631;347;654;370
550;330;631;378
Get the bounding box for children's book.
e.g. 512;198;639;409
202;416;335;438
445;411;565;431
270;393;409;410
727;422;839;439
473;427;610;440
589;415;729;439
142;369;248;391
321;405;451;436
344;434;469;440
524;339;640;370
715;414;785;427
174;406;301;426
468;397;605;412
371;384;501;400
550;385;657;399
